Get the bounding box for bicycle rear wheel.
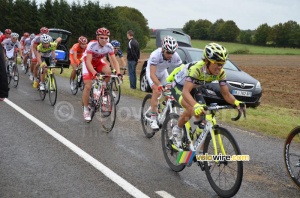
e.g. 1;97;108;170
141;94;156;138
49;74;57;106
7;64;12;85
24;59;30;74
161;113;186;172
12;63;19;88
70;71;79;95
284;126;300;189
203;127;243;198
98;92;116;132
111;77;121;105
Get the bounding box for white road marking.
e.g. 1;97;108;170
4;98;150;198
156;191;176;198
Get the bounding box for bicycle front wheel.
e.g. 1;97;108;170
98;92;116;132
7;64;12;85
203;127;243;198
161;113;186;172
49;74;57;106
284;126;300;189
111;77;121;105
12;63;19;88
141;94;155;138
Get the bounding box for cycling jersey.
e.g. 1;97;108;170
174;60;227;87
0;35;10;43
105;49;123;62
32;34;53;46
37;42;57;58
2;38;21;51
24;38;32;52
70;43;87;57
146;48;182;87
20;36;27;45
83;40;114;66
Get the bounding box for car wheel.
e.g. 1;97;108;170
140;72;151;92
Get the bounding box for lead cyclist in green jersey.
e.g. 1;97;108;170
167;43;245;149
37;34;57;91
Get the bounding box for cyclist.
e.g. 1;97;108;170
81;27;122;122
0;29;12;44
3;33;22;79
167;43;245;150
36;34;57;91
102;40;127;73
69;36;88;90
146;35;182;130
31;27;61;88
20;32;30;70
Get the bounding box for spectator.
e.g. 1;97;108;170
127;30;140;89
0;44;9;100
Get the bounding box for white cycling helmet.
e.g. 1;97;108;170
162;35;178;53
30;33;35;39
40;34;51;43
11;32;19;38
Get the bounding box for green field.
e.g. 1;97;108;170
142;38;300;55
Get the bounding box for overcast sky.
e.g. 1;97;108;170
37;0;300;30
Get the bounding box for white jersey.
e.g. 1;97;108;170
83;40;114;65
2;38;21;51
24;38;32;51
32;34;53;46
146;48;182;78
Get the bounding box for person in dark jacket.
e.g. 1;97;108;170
0;44;9;100
127;30;140;89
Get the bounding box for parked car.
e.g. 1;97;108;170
140;29;262;108
48;28;71;68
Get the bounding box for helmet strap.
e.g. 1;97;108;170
206;59;212;75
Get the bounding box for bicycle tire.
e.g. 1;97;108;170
12;63;19;88
203;127;243;198
161;113;186;172
284;126;300;189
49;74;57;106
7;64;12;85
98;92;116;132
141;94;155;138
24;59;30;74
70;71;79;95
111;77;121;105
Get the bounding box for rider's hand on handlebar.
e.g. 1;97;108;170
194;103;206;116
234;100;246;111
76;59;81;66
157;84;164;92
92;72;100;80
117;73;123;80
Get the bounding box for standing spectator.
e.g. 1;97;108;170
127;30;140;89
0;44;9;100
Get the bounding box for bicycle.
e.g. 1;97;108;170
161;103;246;198
110;69;123;105
38;63;63;106
6;55;19;88
284;126;300;189
88;74;117;133
141;87;180;138
23;52;31;74
70;62;84;95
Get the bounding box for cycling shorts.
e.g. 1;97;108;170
82;59;107;81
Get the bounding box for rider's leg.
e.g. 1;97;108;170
101;65;111;87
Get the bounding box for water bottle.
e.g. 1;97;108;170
93;84;98;99
77;74;81;83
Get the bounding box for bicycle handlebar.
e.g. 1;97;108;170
193;104;246;125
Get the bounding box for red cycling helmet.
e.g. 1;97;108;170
5;29;12;34
24;32;30;37
40;27;49;34
78;36;88;44
96;27;110;36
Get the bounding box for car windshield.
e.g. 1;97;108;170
159;30;191;46
187;49;239;71
49;32;68;42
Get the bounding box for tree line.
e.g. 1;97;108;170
183;19;300;48
0;0;149;51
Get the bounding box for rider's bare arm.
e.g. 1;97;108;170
86;53;97;75
109;54;120;74
182;81;198;107
150;65;161;86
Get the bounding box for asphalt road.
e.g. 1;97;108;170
0;66;299;197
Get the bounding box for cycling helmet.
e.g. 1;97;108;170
11;32;19;38
96;27;110;36
78;36;88;44
24;32;30;37
162;36;178;53
40;34;51;43
5;29;12;34
111;40;120;47
30;33;35;39
40;27;49;34
204;43;228;62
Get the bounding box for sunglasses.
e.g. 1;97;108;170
114;47;119;50
99;37;109;40
166;51;174;55
209;59;225;66
6;33;11;34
